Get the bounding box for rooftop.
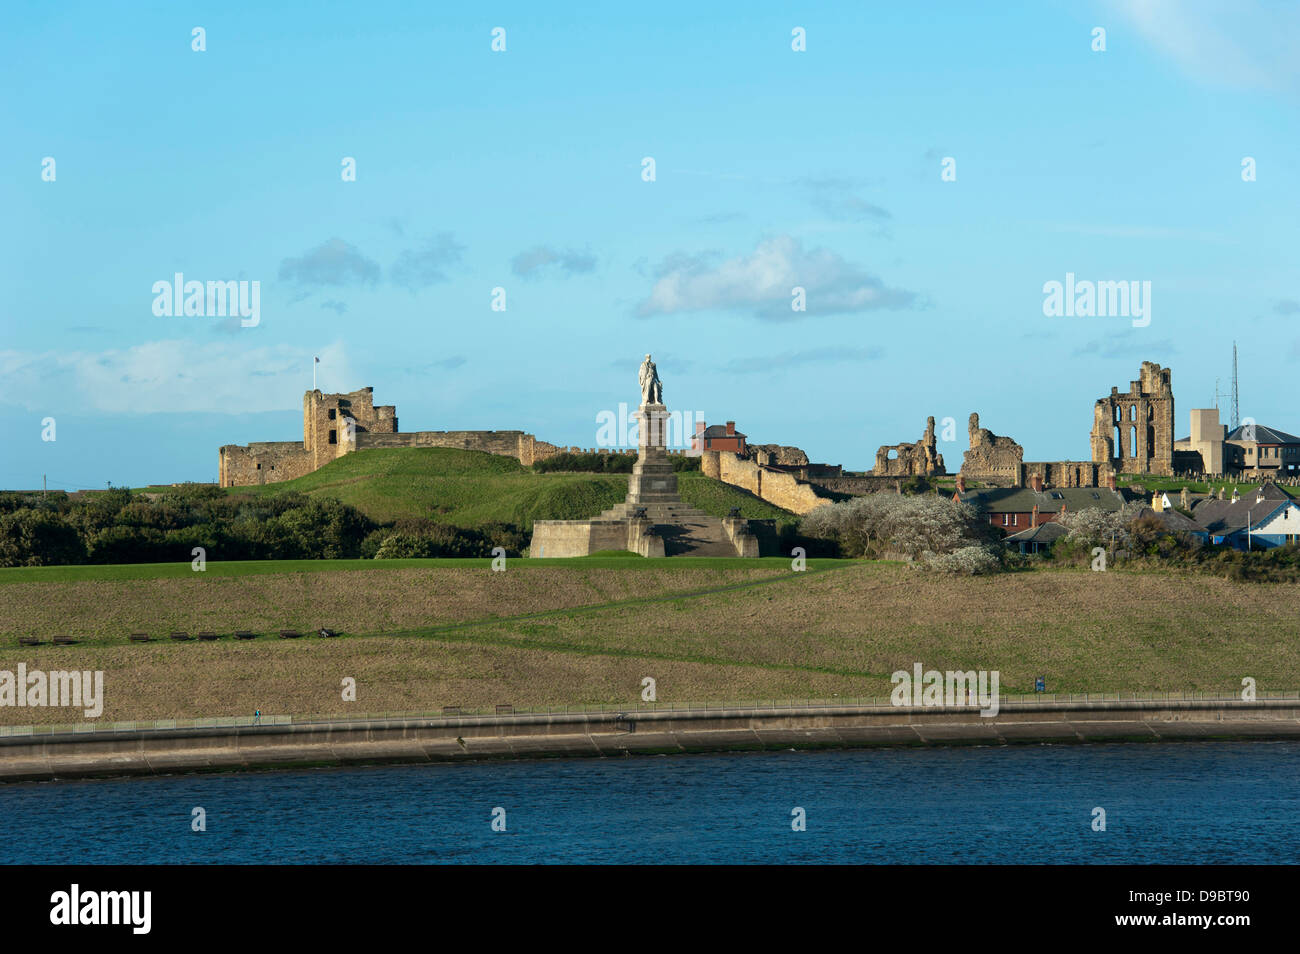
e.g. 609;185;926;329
957;486;1134;513
1226;424;1300;444
1190;481;1294;533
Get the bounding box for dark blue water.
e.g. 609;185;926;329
2;742;1297;863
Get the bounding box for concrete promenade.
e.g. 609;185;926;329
3;696;1299;782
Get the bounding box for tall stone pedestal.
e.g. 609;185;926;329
626;404;678;505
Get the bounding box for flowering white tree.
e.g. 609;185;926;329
1058;503;1145;550
800;493;990;561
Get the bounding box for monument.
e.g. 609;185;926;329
529;356;766;557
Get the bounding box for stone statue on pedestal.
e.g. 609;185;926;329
639;354;663;406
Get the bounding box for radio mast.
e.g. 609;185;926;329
1230;342;1240;430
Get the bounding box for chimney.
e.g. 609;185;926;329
956;473;966;494
1106;472;1117;492
1059;504;1067;518
1030;473;1043;493
1031;504;1039;526
725;421;735;436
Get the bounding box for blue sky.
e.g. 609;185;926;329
2;0;1298;488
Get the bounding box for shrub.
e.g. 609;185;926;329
534;452;636;474
0;509;87;566
1056;503;1145;550
799;493;994;561
925;545;1003;575
372;522;527;559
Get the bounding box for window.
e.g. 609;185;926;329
256;463;261;470
328;409;336;420
1002;513;1010;526
328;430;337;445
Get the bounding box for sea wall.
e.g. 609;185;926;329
3;698;1297;782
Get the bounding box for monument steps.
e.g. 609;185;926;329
529;357;763;558
657;519;739;557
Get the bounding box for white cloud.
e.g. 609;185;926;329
636;235;916;320
0;340;353;414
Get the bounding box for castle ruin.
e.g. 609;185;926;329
962;413;1024;484
218;387;561;486
960;411;1110;488
871;416;947;477
1089;361;1175;476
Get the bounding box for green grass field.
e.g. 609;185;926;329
3;559;1298;722
0;555;835;585
226;446;798;528
1115;473;1296;496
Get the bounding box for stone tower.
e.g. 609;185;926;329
1090;361;1174;476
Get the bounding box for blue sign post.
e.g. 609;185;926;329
1035;676;1045;693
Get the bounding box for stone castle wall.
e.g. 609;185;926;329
219;386;562;486
217;441;316;487
703;451;829;515
355;430;561;466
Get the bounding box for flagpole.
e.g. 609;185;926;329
313;356;317;391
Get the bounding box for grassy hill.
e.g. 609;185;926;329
3;560;1298;722
232;447;798;529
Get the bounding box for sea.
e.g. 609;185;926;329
1;741;1297;864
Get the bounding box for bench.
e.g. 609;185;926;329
169;631;192;641
197;631;220;641
442;705;462;716
234;631;258;640
317;627;339;638
495;704;513;715
279;629;303;639
129;633;152;642
53;635;78;645
18;636;43;646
